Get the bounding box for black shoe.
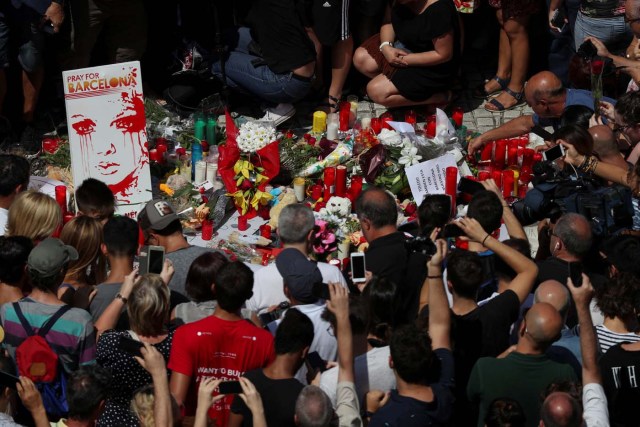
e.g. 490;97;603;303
20;124;41;154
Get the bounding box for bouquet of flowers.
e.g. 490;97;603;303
219;111;280;218
310;219;338;262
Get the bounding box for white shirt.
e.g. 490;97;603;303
320;346;396;407
582;383;609;427
246;261;347;314
0;208;8;236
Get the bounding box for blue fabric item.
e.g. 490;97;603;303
533;89;616;128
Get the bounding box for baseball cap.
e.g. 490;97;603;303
27;238;78;277
140;200;179;231
600;234;640;275
275;248;323;304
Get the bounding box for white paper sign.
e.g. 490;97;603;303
63;61;151;219
388;121;416;134
405;153;458;203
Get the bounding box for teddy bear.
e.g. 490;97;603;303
268;188;297;229
319;196;352;217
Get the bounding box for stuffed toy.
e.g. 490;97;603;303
319;196;352;217
269;189;297;229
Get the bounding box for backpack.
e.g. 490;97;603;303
13;303;72;419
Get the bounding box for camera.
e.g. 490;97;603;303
405;235;437;257
577;40;598;59
258;301;290;326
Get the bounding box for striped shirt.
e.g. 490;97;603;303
595;324;640;354
0;298;96;375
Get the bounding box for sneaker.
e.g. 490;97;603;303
259;103;296;126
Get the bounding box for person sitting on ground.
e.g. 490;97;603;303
229;308;314;427
0;154;29;236
59;216;107;309
138;199;222;297
247;204;346;315
0;236;32;305
352;0;461;109
75;178;116;224
5;190;61;244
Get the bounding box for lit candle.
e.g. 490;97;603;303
492;169;502;188
502;170;514;198
238;215;248;231
405;110;417;128
481;141;494;162
522;149;535;169
452;106;464;127
445;167;458;216
324;167;336;200
478;171;491;181
335;166;347;197
361;117;371;130
370;118;382;134
55;185;67;214
201;219;214;241
494;140;507;168
507;146;518;166
380;112;393;130
349;176;363;201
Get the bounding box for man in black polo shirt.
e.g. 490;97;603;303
212;0;316;125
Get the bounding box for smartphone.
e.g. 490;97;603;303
542;144;566;162
531;125;554;141
258;301;290;326
350;252;366;283
312;282;331;300
219;381;243;394
438;223;466;239
306;351;328;372
550;8;567;31
0;370;19;390
139;245;165;274
458;177;485;196
119;336;144;358
568;262;583;287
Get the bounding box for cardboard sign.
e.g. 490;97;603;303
63;61;151;219
405;153;458;203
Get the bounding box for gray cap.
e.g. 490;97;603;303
27;238;78;277
142;200;179;231
275;248;323;304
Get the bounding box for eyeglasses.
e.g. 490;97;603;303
613;123;634;134
624;16;640;24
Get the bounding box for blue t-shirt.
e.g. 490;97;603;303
533;88;616;129
369;348;455;427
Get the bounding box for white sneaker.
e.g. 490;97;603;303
260;103;296;126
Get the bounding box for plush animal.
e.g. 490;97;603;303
320;196;352;217
269;189;297;229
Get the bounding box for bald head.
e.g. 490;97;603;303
554;213;593;258
535;280;570;321
525;72;564;102
355;187;397;229
589;125;621;159
523;303;563;349
540;392;582;427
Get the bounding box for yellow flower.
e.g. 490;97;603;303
159;183;174;197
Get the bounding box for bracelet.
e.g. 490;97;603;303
482;234;491;246
427;275;442;279
578;155;599;174
379;41;393;51
362;410;375;419
115;293;128;304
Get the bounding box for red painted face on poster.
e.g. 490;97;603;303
70;90;148;203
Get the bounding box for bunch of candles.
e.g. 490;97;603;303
319;167;363;206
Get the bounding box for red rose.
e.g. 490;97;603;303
240;179;253;190
591;59;604;75
404;202;417;216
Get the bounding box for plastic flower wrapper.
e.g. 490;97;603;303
298;137;354;177
358;144;387;183
236;121;276;153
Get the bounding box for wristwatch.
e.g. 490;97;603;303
379;41;393;51
115;293;128;304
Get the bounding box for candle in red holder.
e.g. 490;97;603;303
380;112;393;130
55;185;67;214
507;146;518;166
533;152;543;164
42;137;60;154
491;169;502;188
518;184;528;199
494;140;507;168
63;212;75;225
156;141;168;154
323;167;336;200
238;215;248;231
481;141;494;162
452;106;464;127
522;148;535;169
149;149;162;163
502;170;515;198
310;184;323;201
335;166;347;197
518;136;529;147
349;176;363;202
445;167;458;216
201;219;214;241
370;118;382;134
425;115;436;138
405;110;417;128
339;107;350;132
478;171;491;181
260;224;271;240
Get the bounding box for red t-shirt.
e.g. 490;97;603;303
168;315;275;426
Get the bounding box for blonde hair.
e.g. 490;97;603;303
60;216;106;286
131;384;155;427
6;190;61;242
128;274;170;336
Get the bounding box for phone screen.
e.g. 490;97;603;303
568;262;583;287
148;248;164;274
458;177;485;195
0;370;19;390
351;254;366;282
312;282;331;300
118;337;144;358
543;144;565;162
219;381;243;394
306;351;328;372
438;223;465;239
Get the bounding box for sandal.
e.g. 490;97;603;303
473;75;510;99
484;87;524;112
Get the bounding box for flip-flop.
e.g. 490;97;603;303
484;87;524;112
473;75;510;99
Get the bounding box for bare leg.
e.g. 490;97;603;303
366;74;450;108
485;14;529;110
22;67;43;123
483;9;512;94
327;36;354;110
353;46;380;78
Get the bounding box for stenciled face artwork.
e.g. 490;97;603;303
70;90;148;203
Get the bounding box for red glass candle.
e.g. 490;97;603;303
522;148;535;169
481;141;494;162
494;140;507;168
425;115;436;138
238;215;248;231
405;110;417;128
149;149;162;163
502;170;515;198
201;219;214;241
260;224;271;240
507;146;518;167
335;166;347;197
518;136;529;147
492;169;502;188
478;171;491;181
518;184;528;199
323;167;336;200
63;212;75;225
380;112;393;130
452;106;464;127
349;176;363;202
339;102;351;132
445;167;458;216
310;184;323;201
370;118;382;135
55;185;67;214
533;152;543;164
42;137;60;154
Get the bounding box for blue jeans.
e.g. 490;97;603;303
212;27;312;105
574;12;632;53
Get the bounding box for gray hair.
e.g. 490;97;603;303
554;213;592;257
278;204;315;244
295;385;334;427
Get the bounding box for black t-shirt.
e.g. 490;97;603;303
230;369;303;427
246;0;315;74
599;343;640;427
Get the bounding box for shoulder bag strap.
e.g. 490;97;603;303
37;305;72;337
12;302;35;337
